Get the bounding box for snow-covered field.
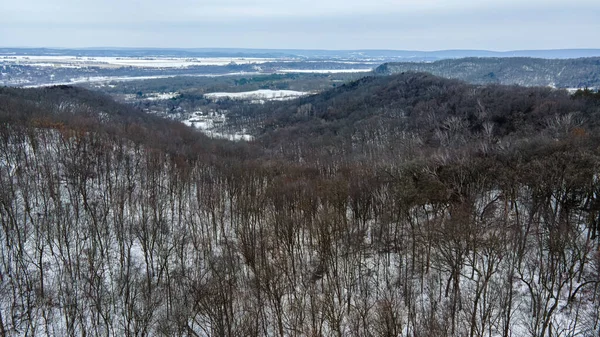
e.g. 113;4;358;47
144;92;180;100
277;68;373;73
204;89;309;101
20;72;263;88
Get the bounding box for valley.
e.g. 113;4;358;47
0;49;378;87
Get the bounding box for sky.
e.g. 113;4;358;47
1;0;599;50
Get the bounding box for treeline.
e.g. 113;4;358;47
94;73;330;96
0;64;258;87
1;80;600;336
375;57;600;88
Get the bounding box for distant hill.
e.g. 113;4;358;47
2;47;600;61
375;57;600;88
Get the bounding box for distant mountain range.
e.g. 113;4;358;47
2;48;600;61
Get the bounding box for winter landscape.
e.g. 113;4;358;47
2;0;600;336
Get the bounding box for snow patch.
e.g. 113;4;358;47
277;68;373;74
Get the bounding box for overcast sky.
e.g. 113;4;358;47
1;0;599;50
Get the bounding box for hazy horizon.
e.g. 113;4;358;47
3;47;600;53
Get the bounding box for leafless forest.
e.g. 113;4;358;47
1;75;600;336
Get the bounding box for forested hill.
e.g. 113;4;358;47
0;85;261;160
2;79;600;336
233;72;600;160
374;57;600;88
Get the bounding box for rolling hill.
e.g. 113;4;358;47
375;57;600;88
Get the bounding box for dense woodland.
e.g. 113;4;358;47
1;73;600;336
376;57;600;88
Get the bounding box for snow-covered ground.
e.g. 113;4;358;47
181;111;254;141
21;72;263;88
2;126;599;336
204;89;309;101
144;92;180;100
277;68;373;74
1;54;378;87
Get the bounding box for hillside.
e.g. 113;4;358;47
232;72;598;160
375;57;600;88
2;78;600;336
